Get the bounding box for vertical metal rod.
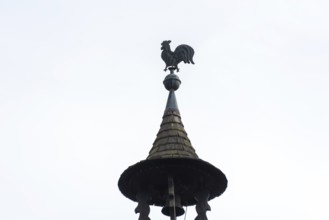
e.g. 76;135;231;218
168;175;176;220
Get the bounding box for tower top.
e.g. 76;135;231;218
118;41;227;220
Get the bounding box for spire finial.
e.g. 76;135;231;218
163;69;181;91
161;40;195;72
163;69;181;113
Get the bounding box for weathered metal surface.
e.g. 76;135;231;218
161;41;195;72
163;72;181;91
168;176;176;220
135;192;151;220
195;191;211;220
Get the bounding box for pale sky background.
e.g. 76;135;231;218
1;0;329;220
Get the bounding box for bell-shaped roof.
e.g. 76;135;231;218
118;71;227;207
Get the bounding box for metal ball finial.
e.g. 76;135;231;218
163;70;181;91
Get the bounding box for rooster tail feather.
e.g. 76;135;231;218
174;44;195;64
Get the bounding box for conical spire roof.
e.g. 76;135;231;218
147;82;199;159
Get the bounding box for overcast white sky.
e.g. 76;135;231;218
1;0;329;220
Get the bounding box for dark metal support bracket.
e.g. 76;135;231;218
135;192;151;220
195;191;211;220
168;176;176;220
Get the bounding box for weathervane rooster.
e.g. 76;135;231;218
161;40;195;72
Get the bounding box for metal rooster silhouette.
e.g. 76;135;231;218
161;40;195;72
